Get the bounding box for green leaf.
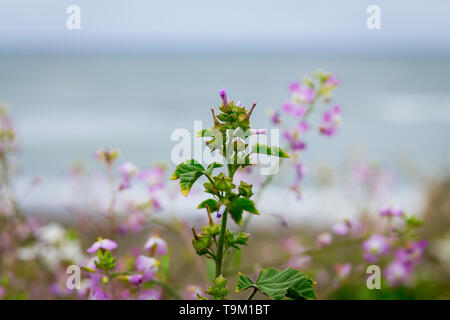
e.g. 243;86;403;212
197;199;219;212
171;159;205;196
212;173;236;192
236;267;316;300
206;162;224;175
227;198;260;225
238;181;254;198
251;143;290;158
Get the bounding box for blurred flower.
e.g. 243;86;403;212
249;128;268;135
137;167;165;192
289;82;315;104
362;234;390;263
319;105;342;136
282;101;307;117
332;220;352;236
283;130;306;151
37;223;65;244
334;263;352;281
119;161;139;190
86;238;117;253
324;74;340;88
89;287;110;300
379;204;404;218
136;255;159;281
129;274;143;286
317;232;333;247
184;285;203;300
144;235;168;256
218;88;228;107
94;148;120;165
395;240;428;264
385;260;412;286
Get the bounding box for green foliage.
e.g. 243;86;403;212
252;143;290;158
95;250;116;272
170;160;206;196
227;197;259;225
236;267;316;300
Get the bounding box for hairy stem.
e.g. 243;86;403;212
215;207;228;278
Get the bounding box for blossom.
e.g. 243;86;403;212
283;130;306;151
324;74;340;88
218;88;228;107
395;240;428;264
216;206;226;219
362;234;390;262
332;220;352;236
289;82;315;104
119;161;139;190
86;238;117;253
317;232;333;247
144;235;168;256
129;274;144;286
319;105;342;137
94;148;120;165
137;167;165;192
384;260;412;286
89;287;111;300
271;111;281;124
335;263;352;280
379;205;404;218
282;101;307;117
136;255;159;281
249;128;268;135
184;285;202;300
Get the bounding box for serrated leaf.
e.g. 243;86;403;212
197;199;219;212
206;162;224;175
227;198;259;225
236;267;316;300
171;160;205;196
252;143;290;158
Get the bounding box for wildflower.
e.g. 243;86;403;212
335;263;352;280
317;232;333;247
289;82;315;104
129;274;144;286
332;219;352;236
395;240;428;264
362;234;390;262
144;235;168;256
218;88;228;108
324;74;340;89
89;287;111;300
283;130;306;151
119;161;139;190
319;105;342;137
216;206;226;219
136;255;159;281
282;101;307;117
249;128;268;135
94;148;120;165
384;260;412;286
137;167;165;192
184;285;202;300
86;237;117;253
379;205;404;218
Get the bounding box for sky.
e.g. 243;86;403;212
1;0;450;54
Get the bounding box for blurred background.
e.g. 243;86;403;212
0;0;450;299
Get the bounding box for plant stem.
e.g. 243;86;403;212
215;208;228;278
248;288;257;300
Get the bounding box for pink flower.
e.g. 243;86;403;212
289;82;315;104
271;111;281;124
324;74;340;88
384;260;412;286
249;128;268;135
283;130;306;151
362;234;390;262
395;240;428;264
86;238;117;253
319;105;342;137
317;232;333;247
119;161;139;190
218;88;228;107
137;167;165;192
335;263;352;280
332;220;352;236
282;101;307;117
379;205;404;218
136;255;159;281
184;285;203;300
89;287;110;300
129;274;143;286
144;235;168;256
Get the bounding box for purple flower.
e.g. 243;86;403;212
332;220;352;236
289;82;315;104
89;287;111;300
249;128;268;135
216;206;226;219
335;263;352;280
384;260;412;286
283;130;306;151
395;240;428;264
119;161;138;190
319;105;342;137
282;101;307;117
129;274;144;286
362;234;390;262
86;238;118;253
218;88;228;107
324;74;340;88
144;235;168;256
379;205;404;218
270;111;281;124
136;255;159;281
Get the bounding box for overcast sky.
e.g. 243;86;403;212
1;0;449;54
